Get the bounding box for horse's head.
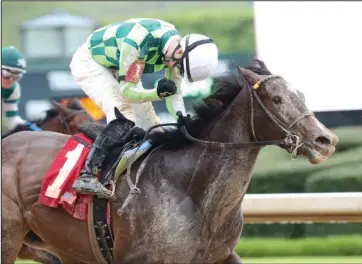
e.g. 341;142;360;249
51;98;95;134
238;59;338;164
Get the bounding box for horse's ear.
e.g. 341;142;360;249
68;98;84;110
52;100;62;109
114;107;125;120
52;100;71;115
248;58;266;70
237;66;261;86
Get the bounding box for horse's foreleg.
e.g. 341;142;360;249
217;251;243;264
18;244;61;264
1;197;28;264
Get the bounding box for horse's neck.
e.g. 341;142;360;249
41;117;63;133
197;87;261;225
208;87;254;143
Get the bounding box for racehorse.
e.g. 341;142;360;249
1;98;95;139
1;60;338;264
2;98;95;263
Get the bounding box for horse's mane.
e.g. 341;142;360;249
149;60;272;149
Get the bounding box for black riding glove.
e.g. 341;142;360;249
157;78;177;98
132;127;147;141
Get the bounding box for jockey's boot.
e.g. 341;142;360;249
72;110;135;199
72;133;112;198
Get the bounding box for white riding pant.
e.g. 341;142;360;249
69;43;161;130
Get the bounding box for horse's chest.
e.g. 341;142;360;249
124;181;240;263
134;218;231;263
130;205;235;263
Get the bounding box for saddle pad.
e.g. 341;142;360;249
38;133;110;223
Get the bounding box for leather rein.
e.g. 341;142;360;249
177;75;314;156
117;75;314;216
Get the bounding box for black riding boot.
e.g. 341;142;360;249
72;110;135;199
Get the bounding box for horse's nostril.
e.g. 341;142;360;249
315;136;331;146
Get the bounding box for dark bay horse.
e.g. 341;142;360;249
1;98;95;139
1;60;338;264
2;98;95;264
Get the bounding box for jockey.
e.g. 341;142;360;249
1;47;41;132
70;18;219;199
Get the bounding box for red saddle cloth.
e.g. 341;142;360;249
38;133;110;223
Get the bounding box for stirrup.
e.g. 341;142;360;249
72;177;116;201
101;180;117;201
90;179;117;201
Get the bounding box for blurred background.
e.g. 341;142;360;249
2;1;362;263
2;1;255;123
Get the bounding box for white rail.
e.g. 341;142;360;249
242;192;362;223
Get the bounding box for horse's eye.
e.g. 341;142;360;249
272;95;282;104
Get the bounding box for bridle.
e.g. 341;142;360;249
177;74;314;157
131;74;313;161
248;75;314;155
58;109;88;135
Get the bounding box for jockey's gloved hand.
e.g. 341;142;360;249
24;121;42;131
157;78;177;98
132;127;147;141
120;127;147;144
176;111;191;126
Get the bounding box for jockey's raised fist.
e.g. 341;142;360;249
157;78;177;98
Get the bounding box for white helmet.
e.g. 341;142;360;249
178;34;218;82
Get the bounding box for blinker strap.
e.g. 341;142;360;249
253;75;281;89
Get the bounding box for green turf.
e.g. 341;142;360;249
243;256;362;263
16;256;362;264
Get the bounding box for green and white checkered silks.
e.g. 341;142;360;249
70;18;186;127
88;18;179;77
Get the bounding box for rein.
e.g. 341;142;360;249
117;75;314;217
177;75;314;157
128;75;313;159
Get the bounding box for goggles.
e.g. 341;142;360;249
163;36;214;82
2;68;24;81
